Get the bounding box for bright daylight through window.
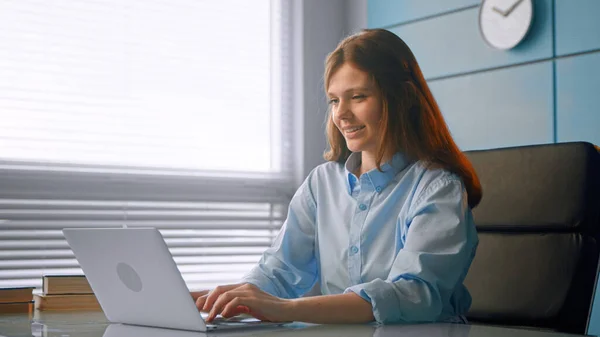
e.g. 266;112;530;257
0;0;293;290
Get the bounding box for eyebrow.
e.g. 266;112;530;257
327;86;372;97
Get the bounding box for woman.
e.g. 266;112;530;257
194;28;482;324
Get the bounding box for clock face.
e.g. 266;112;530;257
479;0;533;50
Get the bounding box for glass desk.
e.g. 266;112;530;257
0;310;592;337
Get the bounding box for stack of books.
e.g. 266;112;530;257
34;275;101;311
0;287;34;315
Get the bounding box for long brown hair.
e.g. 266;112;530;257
323;29;482;208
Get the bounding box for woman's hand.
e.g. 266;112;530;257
195;283;244;312
191;290;210;303
199;283;294;323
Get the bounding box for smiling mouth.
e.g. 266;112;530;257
344;125;365;134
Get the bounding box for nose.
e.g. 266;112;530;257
334;99;352;121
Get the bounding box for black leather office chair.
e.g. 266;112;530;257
463;142;600;334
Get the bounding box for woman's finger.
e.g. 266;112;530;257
221;297;271;321
207;290;247;321
219;297;247;319
202;285;229;312
191;290;210;301
195;294;209;311
221;304;250;318
202;283;243;312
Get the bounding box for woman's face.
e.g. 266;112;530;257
328;63;383;155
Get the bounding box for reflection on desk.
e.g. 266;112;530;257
0;310;590;337
99;323;588;337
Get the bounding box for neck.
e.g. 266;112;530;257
356;150;393;176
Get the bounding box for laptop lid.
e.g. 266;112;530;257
63;227;207;331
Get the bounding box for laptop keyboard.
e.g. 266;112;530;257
201;313;262;327
212;316;261;324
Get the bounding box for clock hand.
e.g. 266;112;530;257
504;0;525;16
492;6;508;16
493;0;525;17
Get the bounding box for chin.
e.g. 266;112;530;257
345;142;365;153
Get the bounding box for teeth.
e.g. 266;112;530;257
346;126;364;132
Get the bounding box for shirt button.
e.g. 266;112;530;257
350;246;359;254
359;204;367;211
375;186;382;193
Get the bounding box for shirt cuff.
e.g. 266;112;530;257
241;269;283;298
345;279;402;324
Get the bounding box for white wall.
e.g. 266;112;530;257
294;0;367;185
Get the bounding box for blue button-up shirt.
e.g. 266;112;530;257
242;152;478;324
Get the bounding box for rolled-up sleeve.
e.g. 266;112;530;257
345;177;478;323
241;175;319;299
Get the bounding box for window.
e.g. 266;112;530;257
0;0;295;291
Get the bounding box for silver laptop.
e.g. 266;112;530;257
63;227;288;332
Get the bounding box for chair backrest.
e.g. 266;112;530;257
463;142;600;334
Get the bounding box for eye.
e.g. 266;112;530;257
352;95;366;100
328;98;339;105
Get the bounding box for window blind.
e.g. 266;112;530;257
0;0;295;291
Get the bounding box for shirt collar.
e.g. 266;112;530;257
344;152;409;195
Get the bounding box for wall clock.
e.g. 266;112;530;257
479;0;533;50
